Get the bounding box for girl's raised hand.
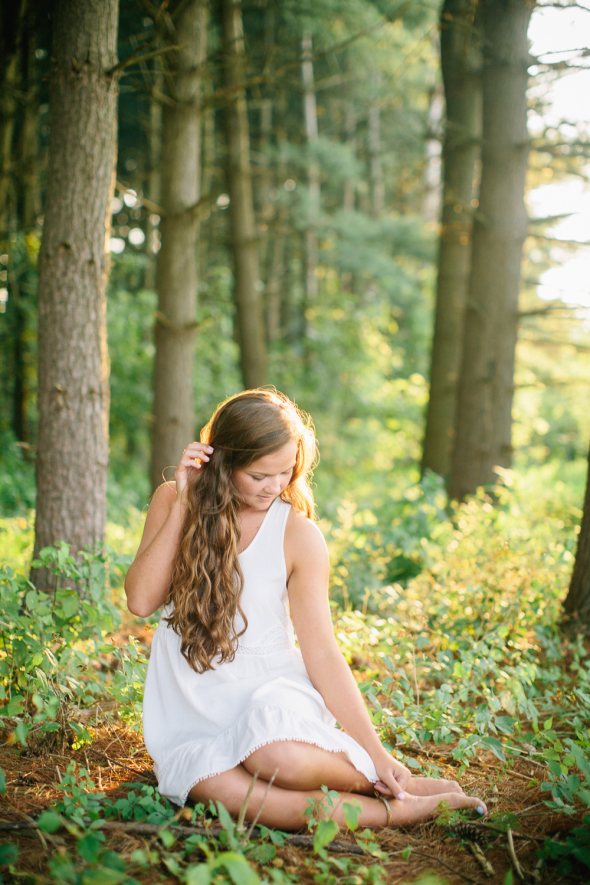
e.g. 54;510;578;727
174;442;214;501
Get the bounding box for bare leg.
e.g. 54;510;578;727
243;741;375;794
245;742;468;800
188;763;486;831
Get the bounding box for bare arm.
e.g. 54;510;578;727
285;511;410;799
124;442;213;617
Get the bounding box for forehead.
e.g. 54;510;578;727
244;440;298;473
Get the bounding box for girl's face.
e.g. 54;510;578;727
233;440;298;512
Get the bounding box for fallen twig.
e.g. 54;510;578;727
412;849;484;885
507;828;525;881
468;842;494;877
0;819;365;855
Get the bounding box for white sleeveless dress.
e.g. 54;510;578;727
143;497;378;807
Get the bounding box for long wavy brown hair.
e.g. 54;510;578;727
165;389;318;673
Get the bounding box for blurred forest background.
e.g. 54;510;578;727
1;0;589;533
2;0;590;881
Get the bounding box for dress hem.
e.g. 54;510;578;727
182;734;377;808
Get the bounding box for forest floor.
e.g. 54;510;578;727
0;647;583;885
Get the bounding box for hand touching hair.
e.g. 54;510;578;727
165;390;317;673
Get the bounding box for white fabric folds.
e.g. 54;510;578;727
143;497;378;807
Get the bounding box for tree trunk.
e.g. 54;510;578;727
422;81;444;225
448;0;532;500
19;5;41;231
144;62;163;290
563;443;590;633
150;0;207;492
421;0;482;478
343;103;356;212
32;0;119;588
0;0;27;239
222;0;266;389
368;74;384;217
301;31;320;309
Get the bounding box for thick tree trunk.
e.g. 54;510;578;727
32;0;119;588
421;0;482;478
222;0;266;389
448;0;532;500
301;31;320;307
150;0;207;492
563;444;590;633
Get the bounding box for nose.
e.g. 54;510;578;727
265;475;283;494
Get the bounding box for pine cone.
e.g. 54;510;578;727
445;822;488;845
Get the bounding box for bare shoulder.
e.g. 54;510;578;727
151;480;177;510
285;506;329;577
135;481;177;556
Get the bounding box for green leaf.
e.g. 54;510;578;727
0;769;5;796
247;843;276;864
218;852;260;885
217;801;236;837
313;818;339;853
61;594;80;620
15;721;31;747
504;870;513;885
158;828;176;848
185;864;212;885
2;696;24;717
343;800;362;832
36;810;63;833
77;831;105;864
577;789;590;806
80;868;128;885
0;844;18;865
401;846;412;861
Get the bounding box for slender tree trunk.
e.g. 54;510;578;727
343;103;356;212
12;15;40;444
32;0;119;588
563;443;590;634
368;74;384;217
422;0;482;478
150;0;207;492
222;0;266;389
301;31;320;309
144;62;163;290
422;81;444;224
0;1;27;239
448;0;532;500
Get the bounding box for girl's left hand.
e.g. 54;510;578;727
373;754;412;800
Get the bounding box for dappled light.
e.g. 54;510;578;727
2;0;590;883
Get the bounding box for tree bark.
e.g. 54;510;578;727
150;0;208;492
32;0;119;588
448;0;532;500
422;0;482;478
222;0;266;389
301;31;320;308
144;62;163;290
0;0;27;239
368;74;384;217
563;444;590;633
422;81;444;225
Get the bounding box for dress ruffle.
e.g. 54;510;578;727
155;702;378;807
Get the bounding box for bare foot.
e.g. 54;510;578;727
386;791;487;827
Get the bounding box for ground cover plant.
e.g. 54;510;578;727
1;468;590;884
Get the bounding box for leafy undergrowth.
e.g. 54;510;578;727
1;474;590;884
